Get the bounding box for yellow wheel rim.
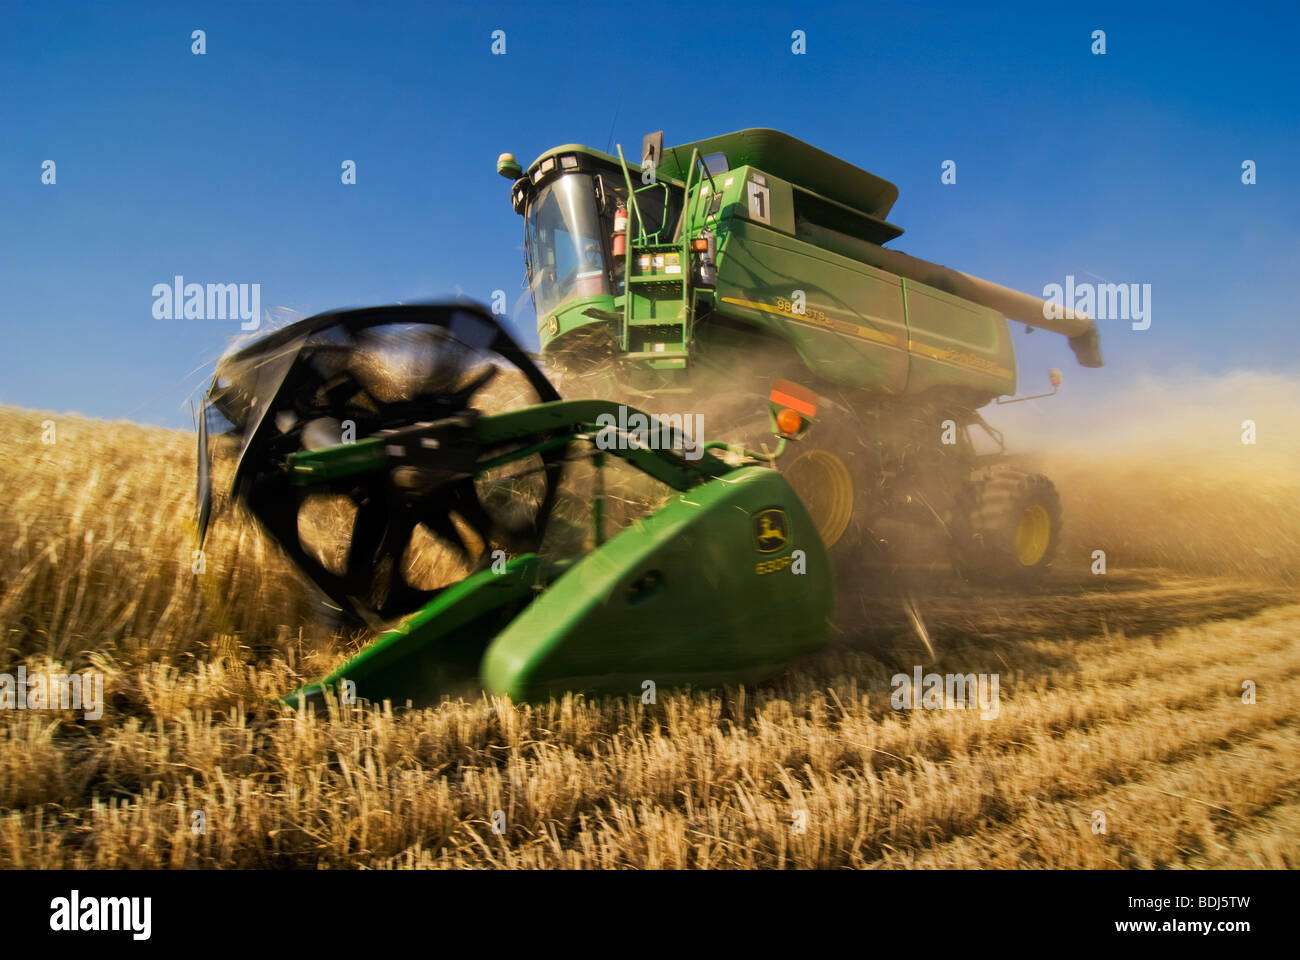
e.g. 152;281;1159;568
1015;504;1052;566
783;449;854;547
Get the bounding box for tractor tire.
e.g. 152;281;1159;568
953;465;1062;587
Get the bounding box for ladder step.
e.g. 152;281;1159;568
647;357;688;370
625;348;688;359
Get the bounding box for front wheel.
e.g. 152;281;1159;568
709;393;876;556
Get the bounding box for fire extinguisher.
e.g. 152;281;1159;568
612;202;628;258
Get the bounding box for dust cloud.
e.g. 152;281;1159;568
985;368;1300;583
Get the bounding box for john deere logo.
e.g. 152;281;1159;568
753;508;789;553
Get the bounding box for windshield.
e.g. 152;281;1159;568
526;174;610;319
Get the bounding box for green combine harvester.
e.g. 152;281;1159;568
197;128;1101;707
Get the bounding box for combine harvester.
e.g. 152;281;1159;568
197;129;1101;706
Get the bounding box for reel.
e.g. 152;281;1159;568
199;303;563;624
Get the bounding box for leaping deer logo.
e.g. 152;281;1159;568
753;509;789;553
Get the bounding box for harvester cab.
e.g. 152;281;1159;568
198;303;834;707
501;131;715;379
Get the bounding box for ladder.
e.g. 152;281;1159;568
615;146;701;371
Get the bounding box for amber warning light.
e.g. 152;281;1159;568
769;379;818;439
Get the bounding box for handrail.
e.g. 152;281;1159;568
614;144;641;349
680;148;700;349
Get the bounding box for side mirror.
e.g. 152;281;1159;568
996;368;1061;405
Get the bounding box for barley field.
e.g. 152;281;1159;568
1;400;1297;869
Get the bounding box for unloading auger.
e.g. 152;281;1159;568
197;302;833;707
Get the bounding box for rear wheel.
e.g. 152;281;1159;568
953;466;1062;586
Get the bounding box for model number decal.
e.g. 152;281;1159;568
718;295;903;348
775;297;829;324
756;553;796;576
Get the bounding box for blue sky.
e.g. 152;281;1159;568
2;0;1297;427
